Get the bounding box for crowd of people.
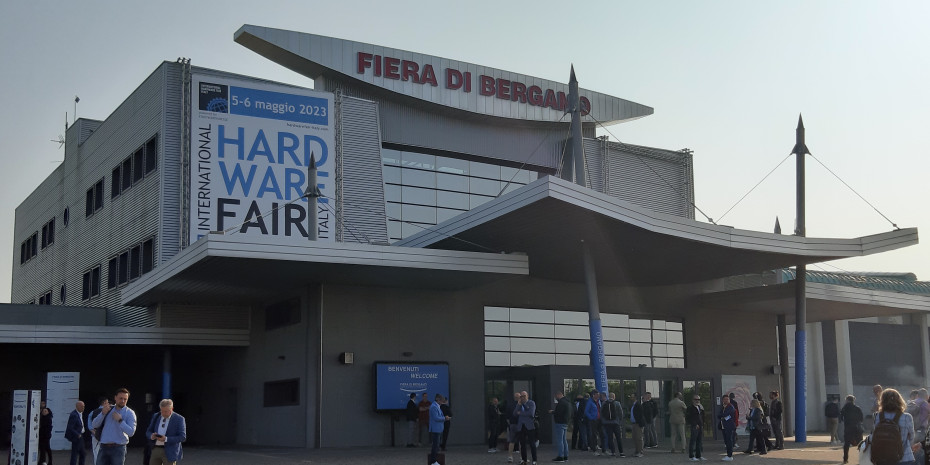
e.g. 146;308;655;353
33;388;187;465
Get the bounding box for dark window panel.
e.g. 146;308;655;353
82;272;91;300
86;188;94;217
145;136;157;174
94;180;103;211
91;266;100;297
132;148;144;183
111;166;121;198
142;239;154;274
129;245;141;280
107;257;118;289
118;252;129;285
263;379;300;407
121;157;132;191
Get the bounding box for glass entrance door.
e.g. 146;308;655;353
683;380;714;438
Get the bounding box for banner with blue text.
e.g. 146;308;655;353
190;74;335;244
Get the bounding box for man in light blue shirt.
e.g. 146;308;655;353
91;388;137;465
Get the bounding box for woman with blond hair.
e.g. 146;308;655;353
873;388;919;465
744;399;766;455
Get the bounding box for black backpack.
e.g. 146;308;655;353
603;401;616;421
871;412;904;465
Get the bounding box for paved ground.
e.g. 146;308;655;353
29;434;862;464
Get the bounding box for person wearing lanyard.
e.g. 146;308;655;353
90;388;137;465
146;399;187;465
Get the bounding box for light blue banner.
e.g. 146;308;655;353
229;86;329;125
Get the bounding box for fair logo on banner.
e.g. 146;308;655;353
190;75;335;244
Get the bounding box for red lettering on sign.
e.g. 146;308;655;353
446;69;463;89
374;55;382;77
402;60;420;83
511;82;527;103
496;78;511;100
543;89;557;109
479;75;495;96
464;72;471;92
357;52;373;74
384;57;401;80
421;64;438;87
557;92;567;112
580;96;591;116
528;86;544;106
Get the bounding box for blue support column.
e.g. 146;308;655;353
582;240;608;393
162;348;172;399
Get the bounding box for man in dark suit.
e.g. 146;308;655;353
686;395;706;460
145;399;187;465
65;400;87;465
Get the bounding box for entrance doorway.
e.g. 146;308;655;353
683;380;715;438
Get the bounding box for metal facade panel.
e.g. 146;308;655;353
604;143;694;219
12;64;167;319
326;81;565;171
161;62;183;263
339;96;389;244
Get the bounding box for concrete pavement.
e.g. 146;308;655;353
29;434;858;464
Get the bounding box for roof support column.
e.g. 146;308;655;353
835;320;854;402
162;348;172;400
777;314;792;436
918;313;930;388
582;240;608;393
793;115;810;443
806;322;826;432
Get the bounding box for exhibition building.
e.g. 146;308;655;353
4;25;929;448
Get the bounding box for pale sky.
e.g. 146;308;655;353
1;0;928;302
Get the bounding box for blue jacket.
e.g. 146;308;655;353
720;404;736;432
584;398;599;421
65;409;84;442
514;400;537;430
146;412;187;462
429;401;445;433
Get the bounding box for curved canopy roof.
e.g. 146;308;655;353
396;176;918;287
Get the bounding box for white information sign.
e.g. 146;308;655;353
47;372;80;450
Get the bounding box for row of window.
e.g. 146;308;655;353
82;237;156;301
20;216;59;265
19;232;38;264
107;238;155;289
85;133;159;218
41;218;55;248
112;136;158;199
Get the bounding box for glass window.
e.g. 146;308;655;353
554;325;590;340
469;161;500;179
145;136;158;174
510;308;554;323
630;329;652;343
483;307;510;321
605;341;631;356
603;327;631;341
403;168;436;188
555;311;588;325
485;352;510;367
602;313;630;327
555;339;591;354
129;245;141;280
511;338;555;353
470;177;501;196
121;157;132;191
509;322;554;338
667;331;684;344
384;184;401;203
111;166;121;198
437;172;468;192
382;165;401;184
401;152;435;170
401;222;425;238
484;336;510;352
401;186;436;206
511;353;555;366
118;252;129;285
381;148;401;166
436;156;468;175
401;204;436;224
132;148;144;183
630;343;651;356
107;257;118;289
437;191;469;210
484;321;510;337
142;238;154;274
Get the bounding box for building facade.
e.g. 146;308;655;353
5;26;923;448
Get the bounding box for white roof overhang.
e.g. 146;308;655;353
396;176;918;287
122;235;528;307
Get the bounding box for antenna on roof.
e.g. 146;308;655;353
51;112;66;149
73;96;80;123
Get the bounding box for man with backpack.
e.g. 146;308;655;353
840;395;863;465
601;392;625;457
